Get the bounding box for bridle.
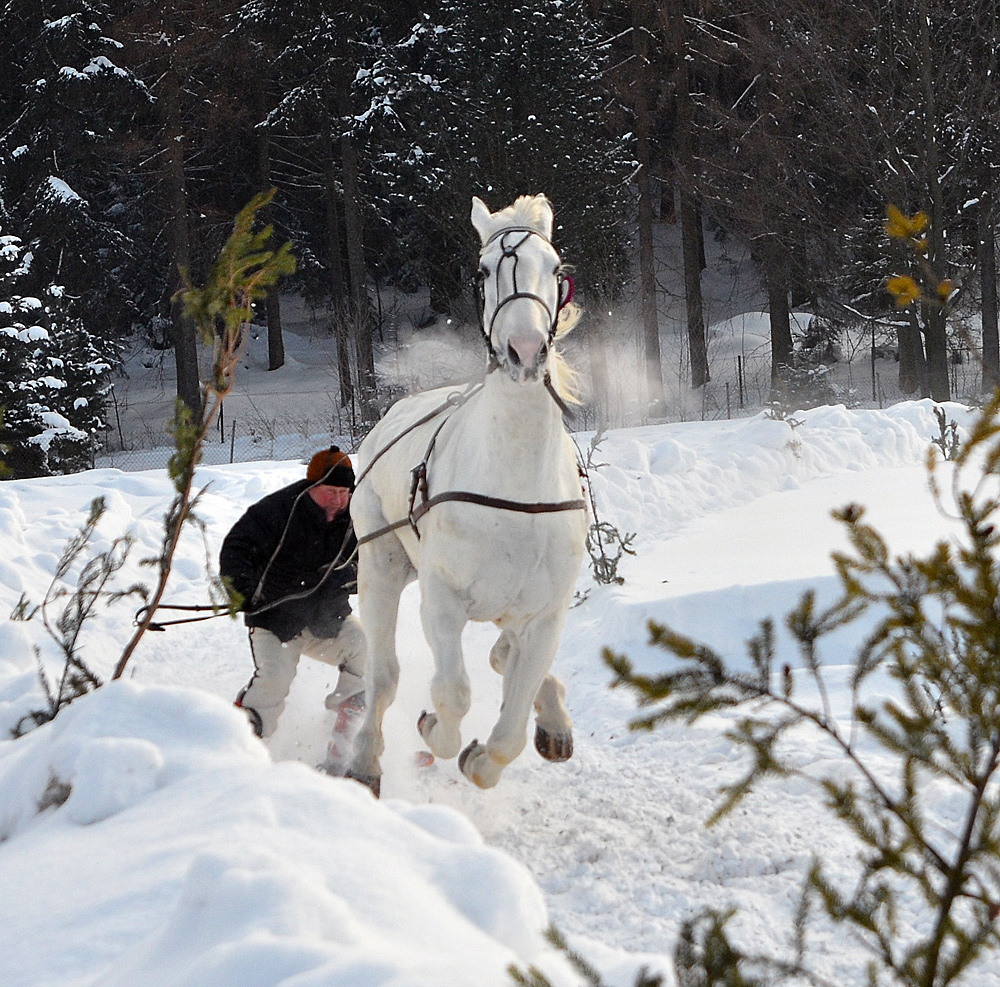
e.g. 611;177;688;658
347;231;587;548
474;226;574;366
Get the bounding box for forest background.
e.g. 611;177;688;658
3;0;1000;479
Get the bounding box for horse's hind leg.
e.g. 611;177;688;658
532;674;573;762
489;628;572;760
460;612;569;789
346;536;412;797
416;575;471;759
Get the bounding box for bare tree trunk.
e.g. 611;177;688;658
898;315;927;395
257;122;284;371
632;0;664;414
322;104;353;410
695;199;706;271
667;0;708;389
680;191;709;388
767;272;793;382
338;80;376;418
923;298;949;400
980;179;999;392
161;58;200;418
265;290;284;371
919;0;950;401
659;168;676;223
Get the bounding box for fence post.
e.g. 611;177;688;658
726;381;731;419
871;322;877;402
112;385;126;450
229;419;236;464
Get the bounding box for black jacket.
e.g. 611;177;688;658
219;479;358;642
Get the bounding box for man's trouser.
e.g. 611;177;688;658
238;616;366;738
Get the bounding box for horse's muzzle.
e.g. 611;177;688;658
505;325;548;380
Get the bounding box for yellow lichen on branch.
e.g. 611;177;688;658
884;204;953;310
886;274;921;308
886;203;928;242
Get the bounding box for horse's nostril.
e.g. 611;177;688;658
507;342;521;366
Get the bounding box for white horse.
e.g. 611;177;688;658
344;193;588;795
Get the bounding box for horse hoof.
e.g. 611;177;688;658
344;768;381;799
417;710;436;740
458;738;481;775
535;724;573;762
458;740;502;789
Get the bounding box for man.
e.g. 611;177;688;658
220;446;365;739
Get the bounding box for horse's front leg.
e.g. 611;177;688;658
416;574;471;760
345;536;411;797
488;629;572;760
460;611;568;789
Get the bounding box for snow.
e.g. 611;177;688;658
1;377;992;983
42;176;83;205
1;680;564;987
1;324;48;342
83;55;129;78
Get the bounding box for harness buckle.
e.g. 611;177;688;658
408;462;429;539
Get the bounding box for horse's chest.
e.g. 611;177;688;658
420;508;583;619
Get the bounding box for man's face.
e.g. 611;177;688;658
309;484;351;519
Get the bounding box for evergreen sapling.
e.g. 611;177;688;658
605;391;1000;986
10;193;295;733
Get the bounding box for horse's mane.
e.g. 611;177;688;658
476;194;556;242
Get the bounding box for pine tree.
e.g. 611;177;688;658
232;0;391;414
364;0;634;312
688;0;1000;402
0;226;110;477
0;1;147;344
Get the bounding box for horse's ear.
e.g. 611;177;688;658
533;194;554;240
471;196;492;243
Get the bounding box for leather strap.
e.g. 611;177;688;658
356;490;586;548
410;490;586;523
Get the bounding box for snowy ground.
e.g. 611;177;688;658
2;394;994;986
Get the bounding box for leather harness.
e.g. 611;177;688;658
356;225;586;548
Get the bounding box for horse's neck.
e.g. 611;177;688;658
443;372;571;491
476;372;563;443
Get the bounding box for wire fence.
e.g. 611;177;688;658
72;291;992;478
87;347;985;476
94;393;365;473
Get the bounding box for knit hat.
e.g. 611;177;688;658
307;446;355;488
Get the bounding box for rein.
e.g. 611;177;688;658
134;603;229;631
142;228;584;629
134;512;359;630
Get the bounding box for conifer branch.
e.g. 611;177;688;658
112;191;295;680
606;394;1000;985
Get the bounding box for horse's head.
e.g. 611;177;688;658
471;194;575;386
